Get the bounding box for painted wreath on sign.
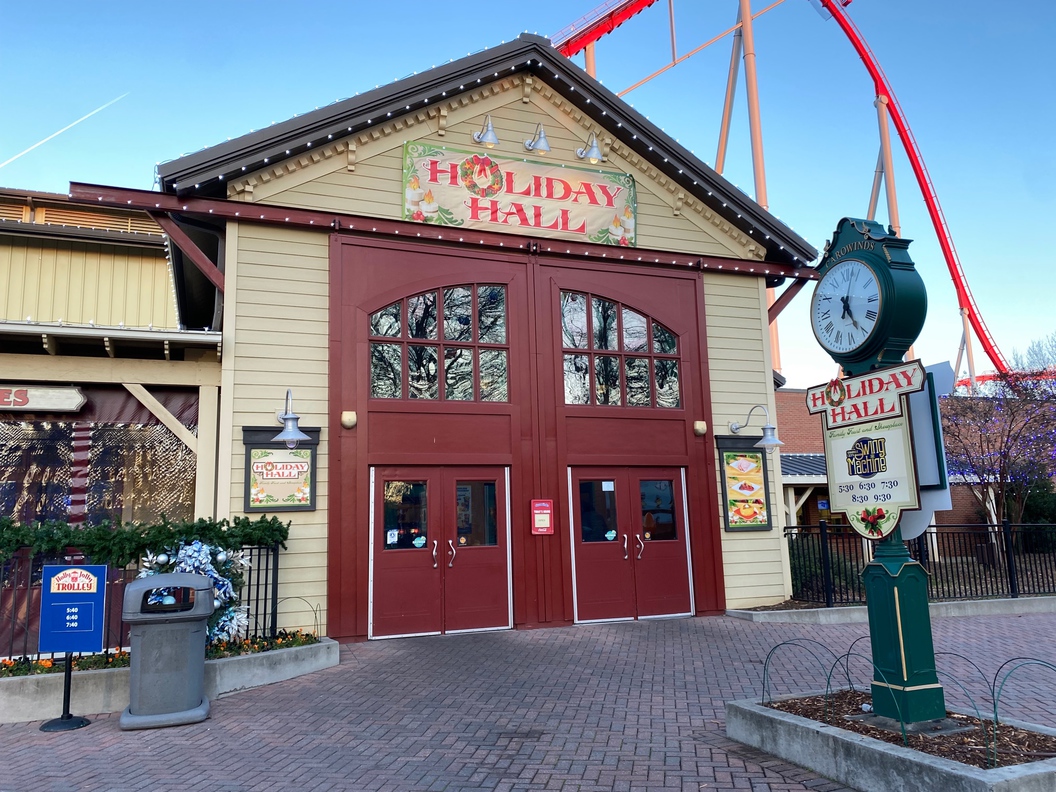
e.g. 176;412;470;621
459;155;503;198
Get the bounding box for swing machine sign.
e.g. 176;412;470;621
39;566;107;654
806;361;926;539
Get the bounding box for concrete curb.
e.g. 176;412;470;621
726;694;1056;792
0;638;340;724
727;597;1056;624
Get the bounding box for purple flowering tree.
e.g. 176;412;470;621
941;365;1056;524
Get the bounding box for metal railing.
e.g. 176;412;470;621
1;545;280;662
786;521;1056;606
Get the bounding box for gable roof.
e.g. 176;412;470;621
158;34;815;267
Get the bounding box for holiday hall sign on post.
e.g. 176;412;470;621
806;360;926;538
402;143;637;246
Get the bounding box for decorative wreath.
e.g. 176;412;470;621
459;155;503;198
825;378;847;407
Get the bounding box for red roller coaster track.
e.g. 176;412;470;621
552;0;1010;375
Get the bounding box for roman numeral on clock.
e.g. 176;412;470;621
865;309;877;322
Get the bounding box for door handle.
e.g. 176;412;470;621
622;533;629;560
432;540;438;569
448;539;457;568
635;534;645;560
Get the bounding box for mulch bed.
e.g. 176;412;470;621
767;689;1056;769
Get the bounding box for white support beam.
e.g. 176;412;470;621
194;385;220;519
122;383;198;453
0;354;221;386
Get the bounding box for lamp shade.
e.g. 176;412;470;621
272;389;312;449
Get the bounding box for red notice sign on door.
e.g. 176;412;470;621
531;500;554;535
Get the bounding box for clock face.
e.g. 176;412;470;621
811;258;882;354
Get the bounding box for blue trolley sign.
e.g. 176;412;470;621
39;565;107;655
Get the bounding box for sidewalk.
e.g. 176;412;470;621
4;612;1056;791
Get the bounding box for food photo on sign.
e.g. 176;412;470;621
719;448;771;530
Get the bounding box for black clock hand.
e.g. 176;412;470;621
840;295;860;329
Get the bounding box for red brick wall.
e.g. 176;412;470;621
934;485;987;525
775;389;824;454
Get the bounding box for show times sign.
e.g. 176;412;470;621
402;143;637;247
806;361;925;539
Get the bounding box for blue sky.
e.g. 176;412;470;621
2;1;1053;388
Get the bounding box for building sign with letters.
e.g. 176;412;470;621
402;143;637;246
39;565;107;654
0;385;85;412
806;361;926;539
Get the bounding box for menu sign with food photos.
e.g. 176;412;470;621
717;437;773;532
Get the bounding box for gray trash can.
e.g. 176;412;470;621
119;572;215;730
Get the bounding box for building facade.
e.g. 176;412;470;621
50;35;818;640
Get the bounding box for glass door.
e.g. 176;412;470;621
371;466;510;638
570;467;692;623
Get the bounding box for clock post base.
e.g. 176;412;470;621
863;527;946;723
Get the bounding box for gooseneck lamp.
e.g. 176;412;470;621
272;389;311;449
728;404;784;452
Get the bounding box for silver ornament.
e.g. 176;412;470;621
215;551;228;564
213;598;221;609
156;553;169;565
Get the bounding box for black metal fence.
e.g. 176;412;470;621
787;521;1056;606
1;545;280;662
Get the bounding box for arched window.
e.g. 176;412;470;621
369;284;509;402
560;291;680;408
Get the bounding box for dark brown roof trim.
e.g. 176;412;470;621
157;34;816;267
0;217;165;249
69;182;818;283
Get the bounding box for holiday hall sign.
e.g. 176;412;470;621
402;143;637;246
806;360;926;538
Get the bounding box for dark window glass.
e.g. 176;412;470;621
559;292;681;409
595;355;621;406
370;302;401;337
478;285;506;344
455;481;497;546
369;284;508;403
408;292;438;340
408;345;438;400
622;308;648;352
370;343;402;398
655;360;680;408
626;357;651;406
563;354;589;404
640;480;676;541
383;480;427;550
653;322;677;354
444;287;473;342
560;292;588;349
444;347;474;401
579;481;618;543
480;349;508;402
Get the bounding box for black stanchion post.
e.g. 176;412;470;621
1003;519;1020;599
39;653;90;732
819;520;834;608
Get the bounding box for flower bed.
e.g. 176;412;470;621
0;630;318;678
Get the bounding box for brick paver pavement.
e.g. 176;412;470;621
3;612;1056;792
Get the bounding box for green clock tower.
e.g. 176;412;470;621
810;217;946;725
810;217;927;378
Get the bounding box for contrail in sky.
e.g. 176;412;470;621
0;93;130;169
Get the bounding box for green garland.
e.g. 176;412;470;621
0;515;289;567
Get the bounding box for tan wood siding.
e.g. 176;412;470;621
245;80;754;261
0;237;177;329
227;224;330;634
704;272;792;605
